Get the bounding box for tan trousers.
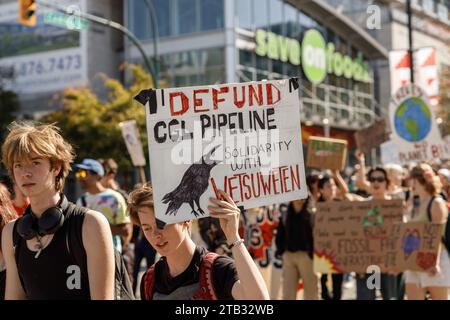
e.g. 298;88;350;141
282;251;320;300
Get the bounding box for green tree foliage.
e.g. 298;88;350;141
41;64;153;172
0;86;19;145
0;85;20;174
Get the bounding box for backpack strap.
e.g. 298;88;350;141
142;264;156;300
193;251;219;300
427;195;438;222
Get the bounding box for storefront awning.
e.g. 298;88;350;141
285;0;389;60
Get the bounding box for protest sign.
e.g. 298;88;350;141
136;78;308;226
393;221;442;272
119;120;146;167
380;139;401;165
389;84;450;164
313;199;441;273
354;118;390;153
306;136;347;171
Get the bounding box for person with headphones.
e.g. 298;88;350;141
0;122;115;300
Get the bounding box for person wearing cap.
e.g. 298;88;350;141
75;159;131;253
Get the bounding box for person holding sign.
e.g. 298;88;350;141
405;164;450;300
128;184;269;300
317;171;348;300
354;164;400;300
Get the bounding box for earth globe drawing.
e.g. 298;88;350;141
394;97;431;142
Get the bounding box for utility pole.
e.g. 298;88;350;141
36;0;158;88
406;0;414;83
143;0;159;88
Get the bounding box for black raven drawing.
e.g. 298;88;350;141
162;145;221;217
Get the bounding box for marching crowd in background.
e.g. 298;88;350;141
0;121;449;300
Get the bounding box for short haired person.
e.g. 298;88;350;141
1;122;115;299
75;159;132;254
98;158;121;191
128;183;270;300
405;164;450;300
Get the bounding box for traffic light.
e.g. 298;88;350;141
18;0;36;27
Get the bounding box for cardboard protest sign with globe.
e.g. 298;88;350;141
389;84;449;164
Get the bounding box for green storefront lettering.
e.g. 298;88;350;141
254;28;372;84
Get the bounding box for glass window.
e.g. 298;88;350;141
254;0;268;29
205;48;225;66
299;10;317;31
257;71;269;81
239;49;253;67
200;0;224;31
130;0;152;40
177;0;198;35
284;63;300;77
256;54;268;70
269;0;283;34
152;0;171;37
235;0;252;30
238;69;254;82
202;67;226;85
272;59;283;74
299;11;325;35
284;3;300;39
157;54;172;76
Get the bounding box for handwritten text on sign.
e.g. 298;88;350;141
313;200;441;273
306;136;347;171
142;79;308;225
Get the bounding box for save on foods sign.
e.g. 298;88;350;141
255;29;372;85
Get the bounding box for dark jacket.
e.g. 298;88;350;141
275;202;314;259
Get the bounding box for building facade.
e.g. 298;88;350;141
126;0;388;158
325;0;450;117
0;0;124;118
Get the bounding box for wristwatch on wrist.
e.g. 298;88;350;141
227;238;244;249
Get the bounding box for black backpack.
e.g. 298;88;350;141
426;195;450;254
12;203;135;300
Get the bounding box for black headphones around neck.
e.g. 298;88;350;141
16;194;69;240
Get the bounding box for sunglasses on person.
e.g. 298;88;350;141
75;169;95;179
368;176;386;183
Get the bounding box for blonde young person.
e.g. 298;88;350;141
1;122;115;300
405;164;450;300
128;183;270;300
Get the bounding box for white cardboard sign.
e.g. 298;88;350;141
388;84;449;164
140;79;308;226
119;120;146;167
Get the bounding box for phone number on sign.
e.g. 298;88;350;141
15;54;82;77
